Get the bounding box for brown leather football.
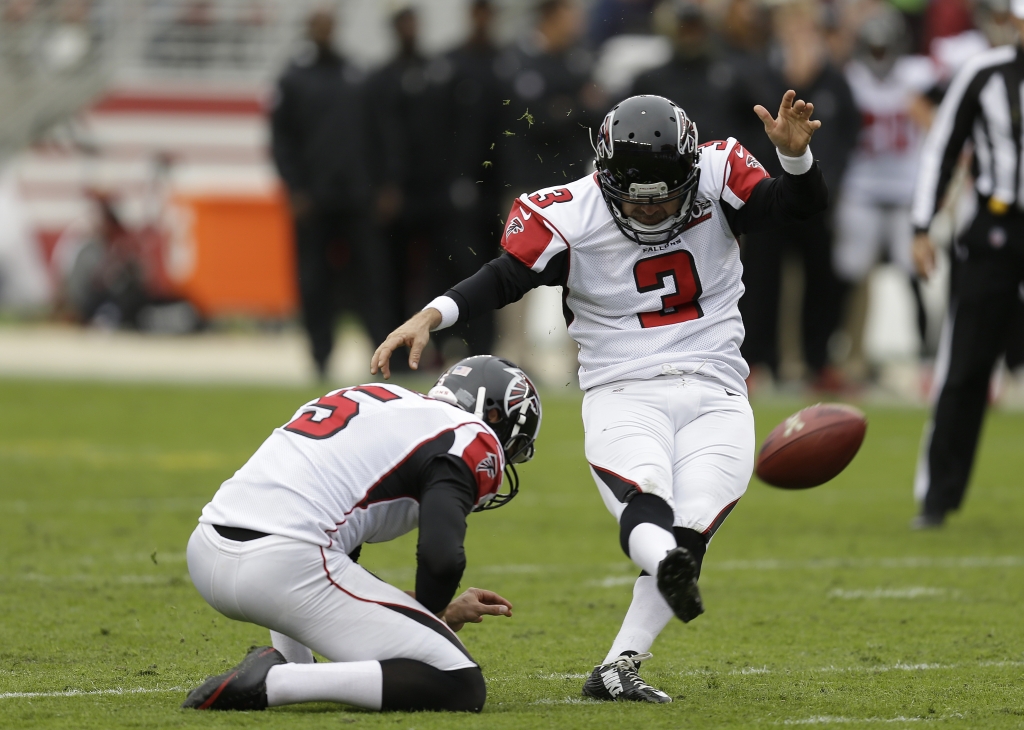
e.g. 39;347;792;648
755;403;867;489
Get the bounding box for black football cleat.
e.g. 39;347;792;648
582;651;672;703
182;646;286;710
657;546;704;623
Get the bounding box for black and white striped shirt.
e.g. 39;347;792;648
912;44;1024;231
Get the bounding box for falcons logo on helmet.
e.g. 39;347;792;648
476;452;499;478
504;372;539;416
506;216;524;236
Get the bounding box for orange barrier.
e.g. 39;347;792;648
168;192;297;318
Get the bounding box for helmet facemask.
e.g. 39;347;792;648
593;97;702;246
427;356;542;511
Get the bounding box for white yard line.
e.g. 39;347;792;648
780;716;928;725
0;573;189;584
0;687;182;700
532;659;1024;682
827;587;954;600
587;556;1024;586
5;554;1023;588
530;697;601;705
713;556;1024;571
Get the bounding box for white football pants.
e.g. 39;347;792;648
186;523;477;672
582;374;754;536
834;198;915;282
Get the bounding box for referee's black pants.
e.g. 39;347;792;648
918;207;1024;516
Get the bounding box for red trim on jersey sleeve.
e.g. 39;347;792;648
459;430;504;503
724;142;770;204
501;199;556;269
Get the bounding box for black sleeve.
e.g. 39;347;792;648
445;250;568;324
269;73;307;194
415;456;477;615
720;162;829;236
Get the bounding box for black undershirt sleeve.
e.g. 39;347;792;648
415;455;478;615
446;251;568;324
720;162;829;237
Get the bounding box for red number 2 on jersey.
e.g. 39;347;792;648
528;188;573;208
633;250;704;328
284;385;400;440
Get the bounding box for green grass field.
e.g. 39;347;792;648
1;378;1022;729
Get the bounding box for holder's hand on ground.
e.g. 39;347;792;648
754;90;821;158
913;232;937;280
442;588;513;633
370;309;441;379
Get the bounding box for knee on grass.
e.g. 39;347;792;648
380;660;486;713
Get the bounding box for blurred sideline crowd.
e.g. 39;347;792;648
271;0;1015;390
1;0;1021;394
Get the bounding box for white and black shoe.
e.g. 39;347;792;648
582;651;672;703
182;646;286;710
657;546;704;623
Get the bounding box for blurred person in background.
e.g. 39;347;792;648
270;8;391;380
495;0;605;194
720;0;772;57
52;189;195;332
629;0;764;155
909;0;1024;529
739;0;859;392
589;0;661;45
833;7;937;368
370;7;453;346
434;0;505;360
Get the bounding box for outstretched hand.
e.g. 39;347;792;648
754;90;821;157
370;309;441;379
442;588;513;633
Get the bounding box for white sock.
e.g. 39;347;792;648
265;661;383;710
627;522;677;577
270;631;314;664
603;575;674;663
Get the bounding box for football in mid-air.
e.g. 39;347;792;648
755;404;867;489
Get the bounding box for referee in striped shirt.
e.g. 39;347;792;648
910;12;1024;529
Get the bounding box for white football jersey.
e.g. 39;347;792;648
843;56;937;205
199;384;504;553
501;138;768;394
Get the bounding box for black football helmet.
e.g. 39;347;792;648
593;95;701;246
428;355;542;510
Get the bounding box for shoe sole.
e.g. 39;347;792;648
657;547;704;623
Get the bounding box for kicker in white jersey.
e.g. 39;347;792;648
500;137;769;394
200;383;504;554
